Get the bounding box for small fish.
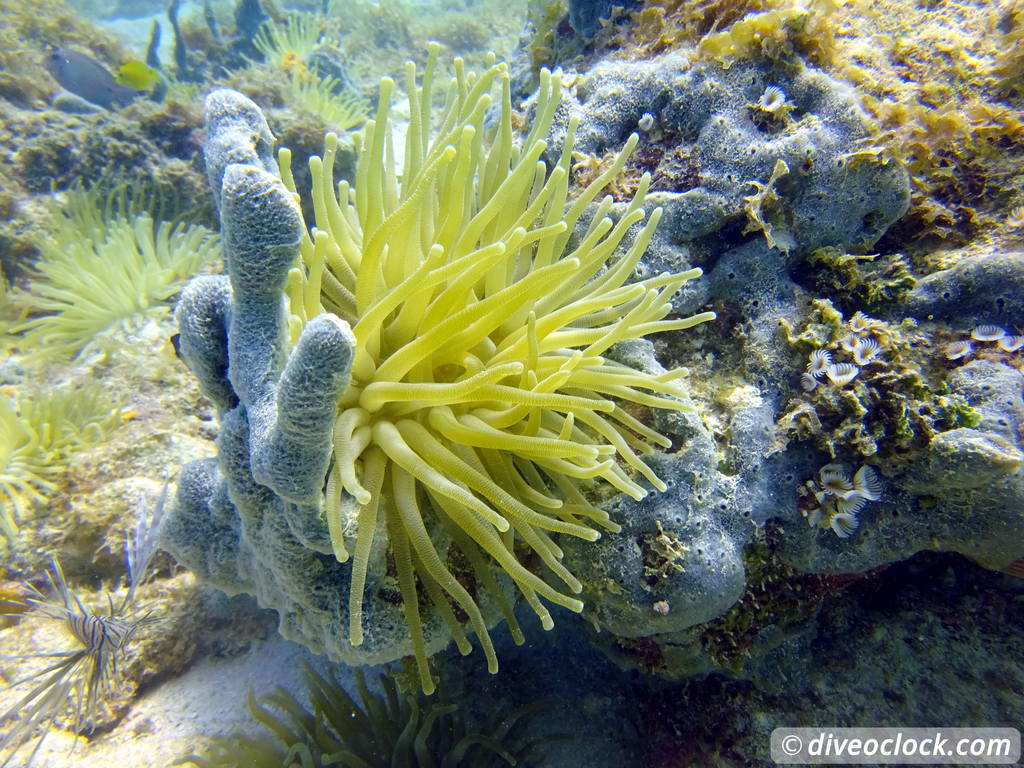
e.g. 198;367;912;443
44;47;137;109
115;59;160;92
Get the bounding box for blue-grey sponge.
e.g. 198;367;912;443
218;162;355;503
163;89;456;668
203;88;278;212
175;275;235;412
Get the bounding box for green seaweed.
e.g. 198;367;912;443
807;247;917;310
701;534;861;672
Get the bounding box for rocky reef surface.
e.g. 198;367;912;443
160;41;1024;690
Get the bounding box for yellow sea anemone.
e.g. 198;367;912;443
253;11;329;70
281;50;309;81
12;185;219;362
281;45;714;692
0;397;55;539
0;382;122;539
288;72;368;132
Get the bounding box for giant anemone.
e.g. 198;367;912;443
280;45;714;692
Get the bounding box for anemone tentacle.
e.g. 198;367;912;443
281;44;714;692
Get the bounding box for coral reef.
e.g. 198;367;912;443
775;301;982;462
2;104;206;197
0;0;127;107
638;552;1024;767
0;97;211;284
497;24;1024;685
0;0;223;275
822;0;1024;248
547;51;909;271
325;0;525;82
593;0;1024;254
0;2;1019;761
783;357;1024;574
163;43;719;693
903;251;1024;329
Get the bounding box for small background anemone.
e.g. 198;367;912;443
9;183;219;362
252;11;332;71
0;381;122;542
286;72;369;132
322;0;525;83
176;661;554;768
